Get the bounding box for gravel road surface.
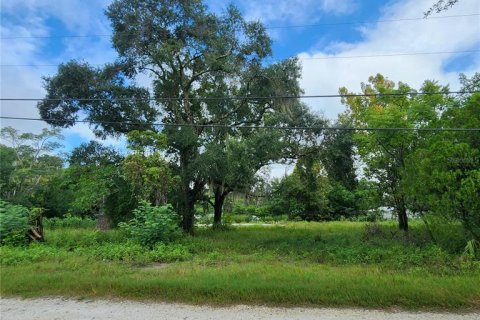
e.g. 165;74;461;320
1;298;477;320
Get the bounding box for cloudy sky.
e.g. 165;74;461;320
1;0;479;164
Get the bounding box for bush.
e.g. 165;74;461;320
0;200;30;245
119;201;181;248
232;204;257;216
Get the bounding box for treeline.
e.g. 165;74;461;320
1;0;479;242
1;72;479;241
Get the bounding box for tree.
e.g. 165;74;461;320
69;140;123;166
0;145;16;193
319;116;361;218
404;85;480;240
124;130;178;206
38;0;313;234
340;74;451;231
0;127;63;206
203;130;283;225
424;0;460;17
204;102;325;225
35;141;122;218
62;141;136;225
269;155;331;221
320;116;357;191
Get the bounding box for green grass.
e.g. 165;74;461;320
1;221;479;310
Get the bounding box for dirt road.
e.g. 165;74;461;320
1;298;477;320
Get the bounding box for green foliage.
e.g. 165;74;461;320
269;156;330;221
0;127;63;207
326;182;357;218
405;140;480;239
38;61;157;138
75;243;190;263
45;228;126;250
0;200;30;245
424;0;460;17
320;117;357;191
463;240;480;260
69;141;122;166
340;74;452;230
44;214;96;229
119;201;182;247
0;243;69;265
404;89;480;240
124;132;178;206
1;242;190;266
0;145;16;193
1;222;479;309
38;0;323;233
231;204;257;216
351;209;385;222
52;142;137;224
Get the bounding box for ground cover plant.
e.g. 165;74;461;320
1;220;479;310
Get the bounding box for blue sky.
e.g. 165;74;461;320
1;0;479;173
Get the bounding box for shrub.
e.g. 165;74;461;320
0;201;30;245
119;201;181;248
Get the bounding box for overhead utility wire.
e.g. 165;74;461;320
2;50;479;67
1;116;479;132
266;13;480;28
1;91;477;103
1;13;478;39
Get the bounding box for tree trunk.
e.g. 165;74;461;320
96;196;110;231
178;176;196;235
213;189;228;226
397;198;408;232
180;194;195;235
178;148;196;235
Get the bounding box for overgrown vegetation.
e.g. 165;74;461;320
119;201;182;248
0;201;30;245
1;221;479;309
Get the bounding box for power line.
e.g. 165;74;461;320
1;116;479;132
2;50;478;68
0;91;477;102
291;50;480;60
266;13;480;28
1;13;478;40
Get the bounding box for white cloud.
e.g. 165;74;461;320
0;0;117;143
298;0;480;120
2;0;479;175
64;123;127;150
241;0;356;26
320;0;357;15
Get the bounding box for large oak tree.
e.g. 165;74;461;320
38;0;319;233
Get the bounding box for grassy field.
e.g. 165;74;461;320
1;221;479;310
